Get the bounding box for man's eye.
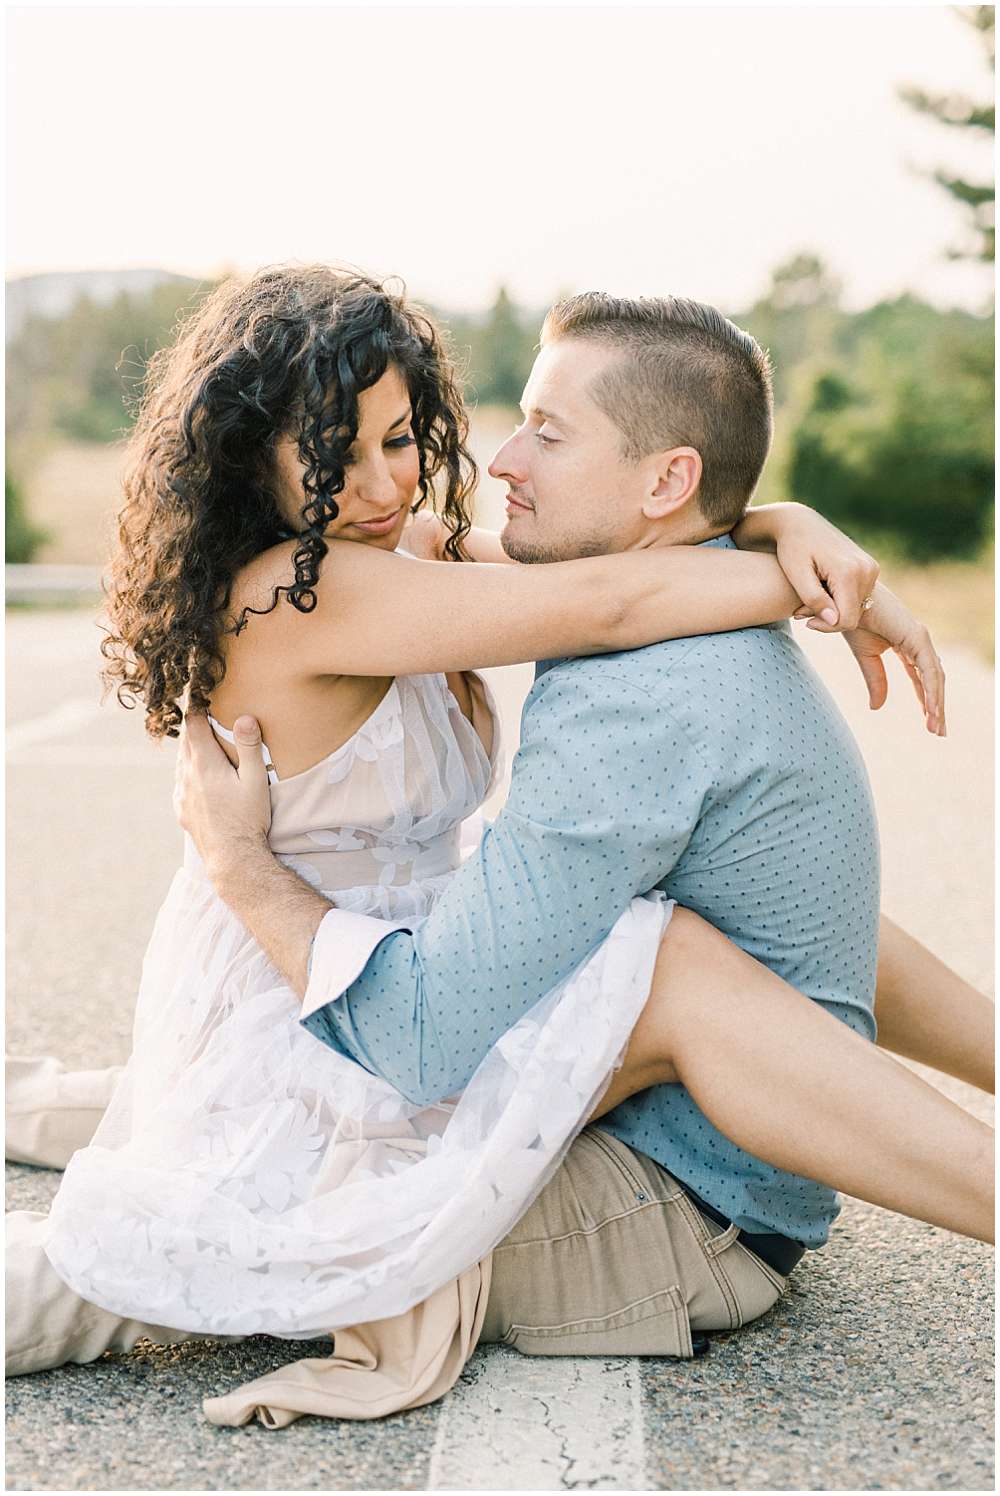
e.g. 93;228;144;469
535;431;557;447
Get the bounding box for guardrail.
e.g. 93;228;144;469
6;565;105;606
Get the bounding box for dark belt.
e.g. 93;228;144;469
679;1181;806;1279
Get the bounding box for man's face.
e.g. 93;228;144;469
489;340;651;563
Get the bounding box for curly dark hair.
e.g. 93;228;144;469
102;263;477;738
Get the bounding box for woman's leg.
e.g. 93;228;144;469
6;1055;121;1168
592;908;994;1244
873;916;994;1094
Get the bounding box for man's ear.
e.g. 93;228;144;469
641;446;703;520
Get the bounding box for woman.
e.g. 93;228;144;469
8;265;991;1414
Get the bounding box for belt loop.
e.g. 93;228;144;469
702;1221;741;1257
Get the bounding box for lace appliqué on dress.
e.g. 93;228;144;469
44;672;672;1338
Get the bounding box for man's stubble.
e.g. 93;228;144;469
500;521;623;566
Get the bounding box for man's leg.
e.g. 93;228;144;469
5;1211;217;1376
480;1128;786;1357
873;915;994;1094
6;1055;121;1168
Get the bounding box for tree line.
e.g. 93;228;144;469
7;8;992;566
7;254;991;565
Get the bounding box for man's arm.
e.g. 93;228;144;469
183;758;995;1101
216;855;328;998
180;670;708;1103
299;667;707;1104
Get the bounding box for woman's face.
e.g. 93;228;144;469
273;365;421;551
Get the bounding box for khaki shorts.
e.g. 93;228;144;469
480;1127;789;1358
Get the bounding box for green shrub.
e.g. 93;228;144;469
787;316;993;561
5;472;48;563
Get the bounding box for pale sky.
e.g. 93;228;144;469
6;2;994;312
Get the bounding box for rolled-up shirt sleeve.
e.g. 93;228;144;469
300;663;708;1106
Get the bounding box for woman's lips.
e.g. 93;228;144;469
350;509;404;535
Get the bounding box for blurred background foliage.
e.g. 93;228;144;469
6;472;47;565
5;8;992;653
7;252;991;562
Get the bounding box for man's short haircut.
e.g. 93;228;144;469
541;292;774;530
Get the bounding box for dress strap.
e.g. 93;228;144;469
207;715;279;785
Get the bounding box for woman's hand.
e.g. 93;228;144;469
730;503;944;731
733;502;880;629
843;584;946;736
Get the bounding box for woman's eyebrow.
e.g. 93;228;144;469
388;409;412;430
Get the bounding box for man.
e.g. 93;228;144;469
176;292;890;1353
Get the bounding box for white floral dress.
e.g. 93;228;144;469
44;672;671;1339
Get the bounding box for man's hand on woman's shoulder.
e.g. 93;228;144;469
173;713;327;998
173;714;272;880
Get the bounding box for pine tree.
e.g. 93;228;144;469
899;5;995;262
479;288;531;408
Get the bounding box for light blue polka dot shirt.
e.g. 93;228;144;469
304;537;881;1247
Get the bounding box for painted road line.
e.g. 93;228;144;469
427;1345;646;1491
6;698;109;752
6;744;170;768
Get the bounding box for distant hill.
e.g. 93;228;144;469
5;268;202;341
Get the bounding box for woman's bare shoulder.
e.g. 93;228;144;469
228;541;298;619
224;539;408;667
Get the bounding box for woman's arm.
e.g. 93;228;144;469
414;502;881;613
733;501;880;629
241;539;802;679
462;526;514;564
412;502;882;616
401;513;512;565
732;504;947;733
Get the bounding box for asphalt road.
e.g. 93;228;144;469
5;607;994;1493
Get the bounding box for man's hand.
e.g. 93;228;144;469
842;584;946;736
174;713;331;998
174;713;272;879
